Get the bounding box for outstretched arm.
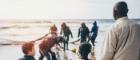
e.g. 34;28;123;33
69;28;73;38
70;38;80;44
32;34;48;42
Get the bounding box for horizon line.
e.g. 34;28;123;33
0;18;140;20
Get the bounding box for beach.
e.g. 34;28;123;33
0;19;139;60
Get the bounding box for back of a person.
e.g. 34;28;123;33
80;27;89;37
91;26;98;36
63;26;71;36
39;33;57;53
112;18;140;60
91;21;98;37
98;1;140;60
46;33;57;48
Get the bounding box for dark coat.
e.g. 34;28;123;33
18;55;36;60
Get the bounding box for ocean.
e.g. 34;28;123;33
0;19;140;60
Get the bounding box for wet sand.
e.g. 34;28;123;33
0;41;96;60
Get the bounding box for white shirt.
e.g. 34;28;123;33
98;17;140;60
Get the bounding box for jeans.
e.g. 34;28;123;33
63;36;69;51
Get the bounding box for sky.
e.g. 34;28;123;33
0;0;139;19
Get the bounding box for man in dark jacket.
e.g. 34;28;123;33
78;22;90;43
89;21;98;46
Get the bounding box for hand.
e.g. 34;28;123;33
30;40;35;43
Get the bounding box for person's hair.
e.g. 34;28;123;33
114;1;128;19
79;42;92;59
50;24;57;34
22;42;34;55
81;22;86;27
93;21;97;26
61;22;67;30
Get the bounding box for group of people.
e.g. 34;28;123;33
61;21;98;49
19;20;98;60
19;1;140;60
77;21;98;46
18;21;96;60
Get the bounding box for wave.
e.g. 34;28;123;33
0;25;30;30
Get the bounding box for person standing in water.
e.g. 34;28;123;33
60;22;73;50
89;21;98;46
78;22;90;43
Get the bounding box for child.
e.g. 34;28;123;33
18;42;35;60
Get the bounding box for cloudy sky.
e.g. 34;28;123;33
0;0;139;19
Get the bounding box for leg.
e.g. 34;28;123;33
56;51;61;60
66;41;68;50
66;36;69;50
91;36;96;46
64;42;66;51
44;50;52;60
91;40;95;46
64;37;66;51
39;50;44;60
50;50;57;60
64;36;69;51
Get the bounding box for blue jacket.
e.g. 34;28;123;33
91;21;98;37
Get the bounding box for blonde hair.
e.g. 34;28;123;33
50;24;57;33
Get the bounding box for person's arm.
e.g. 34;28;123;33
70;31;73;38
91;26;95;35
32;34;48;42
87;27;90;42
99;29;117;60
87;27;90;36
60;28;62;35
96;26;99;36
91;26;94;32
69;27;73;38
78;28;80;37
56;43;64;50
